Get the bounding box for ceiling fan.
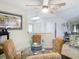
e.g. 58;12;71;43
25;0;66;13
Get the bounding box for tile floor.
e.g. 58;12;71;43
62;43;79;59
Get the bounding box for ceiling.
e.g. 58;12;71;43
0;0;79;20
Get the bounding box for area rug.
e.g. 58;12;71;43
61;54;72;59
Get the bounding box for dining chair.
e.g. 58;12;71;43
31;34;42;54
32;33;41;43
53;36;64;54
2;39;21;59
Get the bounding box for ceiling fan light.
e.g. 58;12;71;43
42;6;49;13
32;16;40;20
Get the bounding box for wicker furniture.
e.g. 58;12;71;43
2;39;21;59
53;36;64;54
26;52;62;59
32;34;41;43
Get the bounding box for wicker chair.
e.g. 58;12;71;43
32;34;41;43
3;39;21;59
53;36;64;54
31;34;42;54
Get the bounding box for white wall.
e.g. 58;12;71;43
0;3;30;51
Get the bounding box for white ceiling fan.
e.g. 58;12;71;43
25;0;66;13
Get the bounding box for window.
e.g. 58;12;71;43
28;24;33;33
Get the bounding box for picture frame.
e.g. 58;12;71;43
0;11;22;29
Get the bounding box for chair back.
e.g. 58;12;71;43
53;36;64;54
3;39;16;59
32;34;41;43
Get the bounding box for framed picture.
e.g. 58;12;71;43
0;11;22;29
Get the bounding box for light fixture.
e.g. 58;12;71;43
42;6;49;13
32;16;40;20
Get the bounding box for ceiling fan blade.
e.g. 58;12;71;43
50;2;66;6
49;2;66;14
49;2;66;10
25;4;42;9
25;4;41;6
56;3;66;6
25;0;43;6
